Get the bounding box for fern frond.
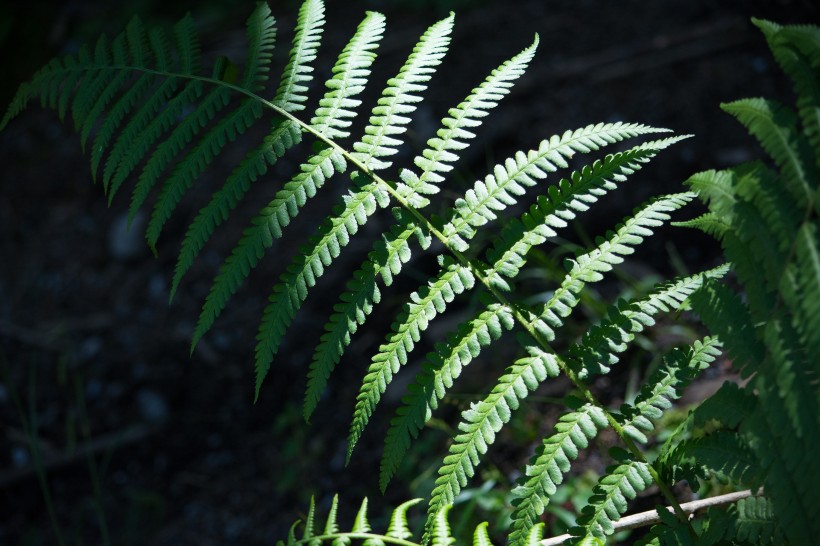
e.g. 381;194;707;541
310;11;386;138
618;337;722;443
254;177;384;397
792;222;820;359
528;192;695;343
425;344;561;533
721;97;816;204
431;505;455;546
756;19;820;164
252;14;455;396
305;213;421;421
139;3;281;248
352;14;454;170
273;0;325;112
388;499;423;541
728;496;785;544
143;98;264;249
662;430;761;487
305;38;538;412
240;2;277;91
690;279;763;377
570;264;729;379
191;12;388;349
482;135;684;282
348;258;475;460
508;401;608;546
572;450;653;542
397;36;539;202
473;522;493;546
88;71;156;181
169;119;302;300
380;302;515;490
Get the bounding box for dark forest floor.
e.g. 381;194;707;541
0;0;817;544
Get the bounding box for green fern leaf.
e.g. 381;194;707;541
473;521;493;546
126;84;231;227
425;344;561;532
690;279;763;377
254;177;382;397
664;430;762;487
141;3;280;248
191;10;386;348
168;3;352;296
572;450;653;541
397;36;539;203
792;223;820;360
304;213;420;421
273;0;326;112
88;71;156;182
722;97;817;205
143;98;264;249
430;504;455;546
305;38;538;413
527;192;695;343
508;401;608;546
103;78;199;196
570;264;729;379
619;337;722;443
348;258;475;460
755;20;820;168
731;496;785;544
387;498;423;541
483;135;685;281
169;119;302;301
213;13;448;383
380;302;515;490
240;2;277;91
352;14;454;170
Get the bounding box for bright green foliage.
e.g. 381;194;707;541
5;3;814;545
618;337;722;444
508;401;608;546
572;450;653;542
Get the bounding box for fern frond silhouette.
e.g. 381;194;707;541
5;2;815;544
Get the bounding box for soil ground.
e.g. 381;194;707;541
0;0;816;544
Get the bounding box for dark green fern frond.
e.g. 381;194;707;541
169;118;302;301
755;19;820;170
191;10;385;351
136;1;277;242
721;97;816;205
